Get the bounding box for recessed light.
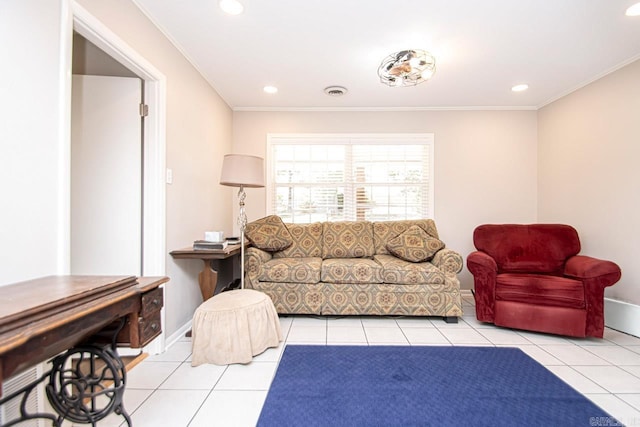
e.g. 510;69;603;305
219;0;243;15
626;2;640;16
263;86;278;94
511;84;529;92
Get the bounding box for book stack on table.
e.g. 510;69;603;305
192;237;241;250
193;240;227;250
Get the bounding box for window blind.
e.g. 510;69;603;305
267;134;434;223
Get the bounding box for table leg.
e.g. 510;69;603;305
47;345;131;426
198;260;219;301
0;326;132;426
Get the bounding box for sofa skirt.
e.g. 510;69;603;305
247;279;463;317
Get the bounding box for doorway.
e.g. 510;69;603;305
70;73;143;275
71;2;167;352
71;34;143;275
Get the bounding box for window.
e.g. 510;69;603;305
267;134;434;223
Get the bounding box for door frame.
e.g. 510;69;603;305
66;2;167;353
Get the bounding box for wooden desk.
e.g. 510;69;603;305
170;244;242;300
0;275;168;425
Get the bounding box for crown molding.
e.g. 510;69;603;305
232;105;538;112
538;53;640;109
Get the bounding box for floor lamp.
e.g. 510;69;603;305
219;154;265;289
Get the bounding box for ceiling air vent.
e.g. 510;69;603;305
324;86;348;97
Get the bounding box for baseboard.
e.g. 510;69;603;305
165;319;193;350
605;297;640;338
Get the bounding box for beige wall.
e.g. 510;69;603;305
232;110;539;288
5;0;633;341
538;59;640;305
73;0;236;338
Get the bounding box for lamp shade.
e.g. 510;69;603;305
219;154;265;188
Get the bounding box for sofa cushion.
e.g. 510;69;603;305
374;254;445;286
321;258;383;284
385;225;444;262
373;219;439;255
245;215;293;251
259;257;322;284
322;221;374;259
495;273;585;309
273;222;323;258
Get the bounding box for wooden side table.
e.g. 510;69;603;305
170;244;243;301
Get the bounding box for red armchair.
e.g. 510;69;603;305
467;224;621;338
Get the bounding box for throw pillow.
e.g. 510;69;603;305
245;215;293;251
385;225;444;262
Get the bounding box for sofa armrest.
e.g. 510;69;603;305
466;251;498;323
564;255;621;338
431;248;464;274
245;247;273;288
246;246;273;262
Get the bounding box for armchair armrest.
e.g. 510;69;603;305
564;255;621;283
467;251;497;274
466;251;498;323
564;255;621;338
431;248;463;274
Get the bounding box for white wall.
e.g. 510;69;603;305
232;110;539;288
0;0;69;284
0;0;234;341
538;59;640;306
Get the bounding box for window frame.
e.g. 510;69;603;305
266;133;435;222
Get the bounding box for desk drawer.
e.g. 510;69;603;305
141;287;163;317
115;287;164;347
138;311;162;346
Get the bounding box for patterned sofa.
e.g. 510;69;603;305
244;216;463;322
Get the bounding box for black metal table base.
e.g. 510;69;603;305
0;344;131;427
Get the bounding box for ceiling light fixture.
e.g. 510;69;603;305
626;2;640;16
219;0;244;15
511;84;529;92
377;49;436;87
263;85;278;94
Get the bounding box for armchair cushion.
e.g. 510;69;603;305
385;225;444;263
245;215;293;252
473;224;580;273
496;273;585;309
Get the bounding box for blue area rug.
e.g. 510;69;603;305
258;345;619;427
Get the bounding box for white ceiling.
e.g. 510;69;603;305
133;0;640;110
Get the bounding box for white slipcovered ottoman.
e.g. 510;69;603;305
191;289;282;366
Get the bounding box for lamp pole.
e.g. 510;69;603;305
237;185;247;289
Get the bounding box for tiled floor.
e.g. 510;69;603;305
97;291;640;426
